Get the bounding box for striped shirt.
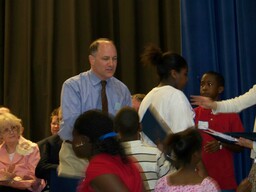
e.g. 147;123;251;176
122;140;175;191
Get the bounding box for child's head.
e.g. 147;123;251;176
140;45;188;90
50;107;60;135
164;127;202;168
114;106;140;139
72;109;128;163
200;71;224;101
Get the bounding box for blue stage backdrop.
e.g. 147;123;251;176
181;0;256;183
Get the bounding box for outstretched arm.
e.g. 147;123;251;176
190;95;217;110
192;85;256;113
237;137;254;150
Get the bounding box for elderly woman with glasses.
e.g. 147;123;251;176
0;112;45;192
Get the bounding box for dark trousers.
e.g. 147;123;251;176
49;170;81;192
0;186;30;192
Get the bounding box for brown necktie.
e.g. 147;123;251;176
101;80;108;113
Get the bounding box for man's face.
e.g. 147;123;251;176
89;42;117;80
200;74;223;100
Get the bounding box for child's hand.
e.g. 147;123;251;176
204;140;220;153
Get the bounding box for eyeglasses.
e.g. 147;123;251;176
1;126;19;135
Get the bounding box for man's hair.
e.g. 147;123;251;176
89;38;114;55
114;107;140;137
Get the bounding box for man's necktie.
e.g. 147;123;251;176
101;80;108;113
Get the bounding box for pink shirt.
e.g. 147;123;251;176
155;176;220;192
0;136;45;191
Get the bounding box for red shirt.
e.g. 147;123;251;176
194;106;244;190
78;153;143;192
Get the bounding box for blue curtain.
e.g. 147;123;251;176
181;0;256;183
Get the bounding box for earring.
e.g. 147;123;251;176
75;141;85;148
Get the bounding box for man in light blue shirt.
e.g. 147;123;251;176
57;38;131;192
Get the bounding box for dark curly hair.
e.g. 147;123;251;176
114;106;140;137
164;127;202;167
73;109;128;163
140;45;188;81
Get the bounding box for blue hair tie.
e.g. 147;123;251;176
99;132;117;141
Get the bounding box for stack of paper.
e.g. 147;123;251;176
203;129;238;144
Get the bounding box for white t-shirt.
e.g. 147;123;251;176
138;86;195;145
